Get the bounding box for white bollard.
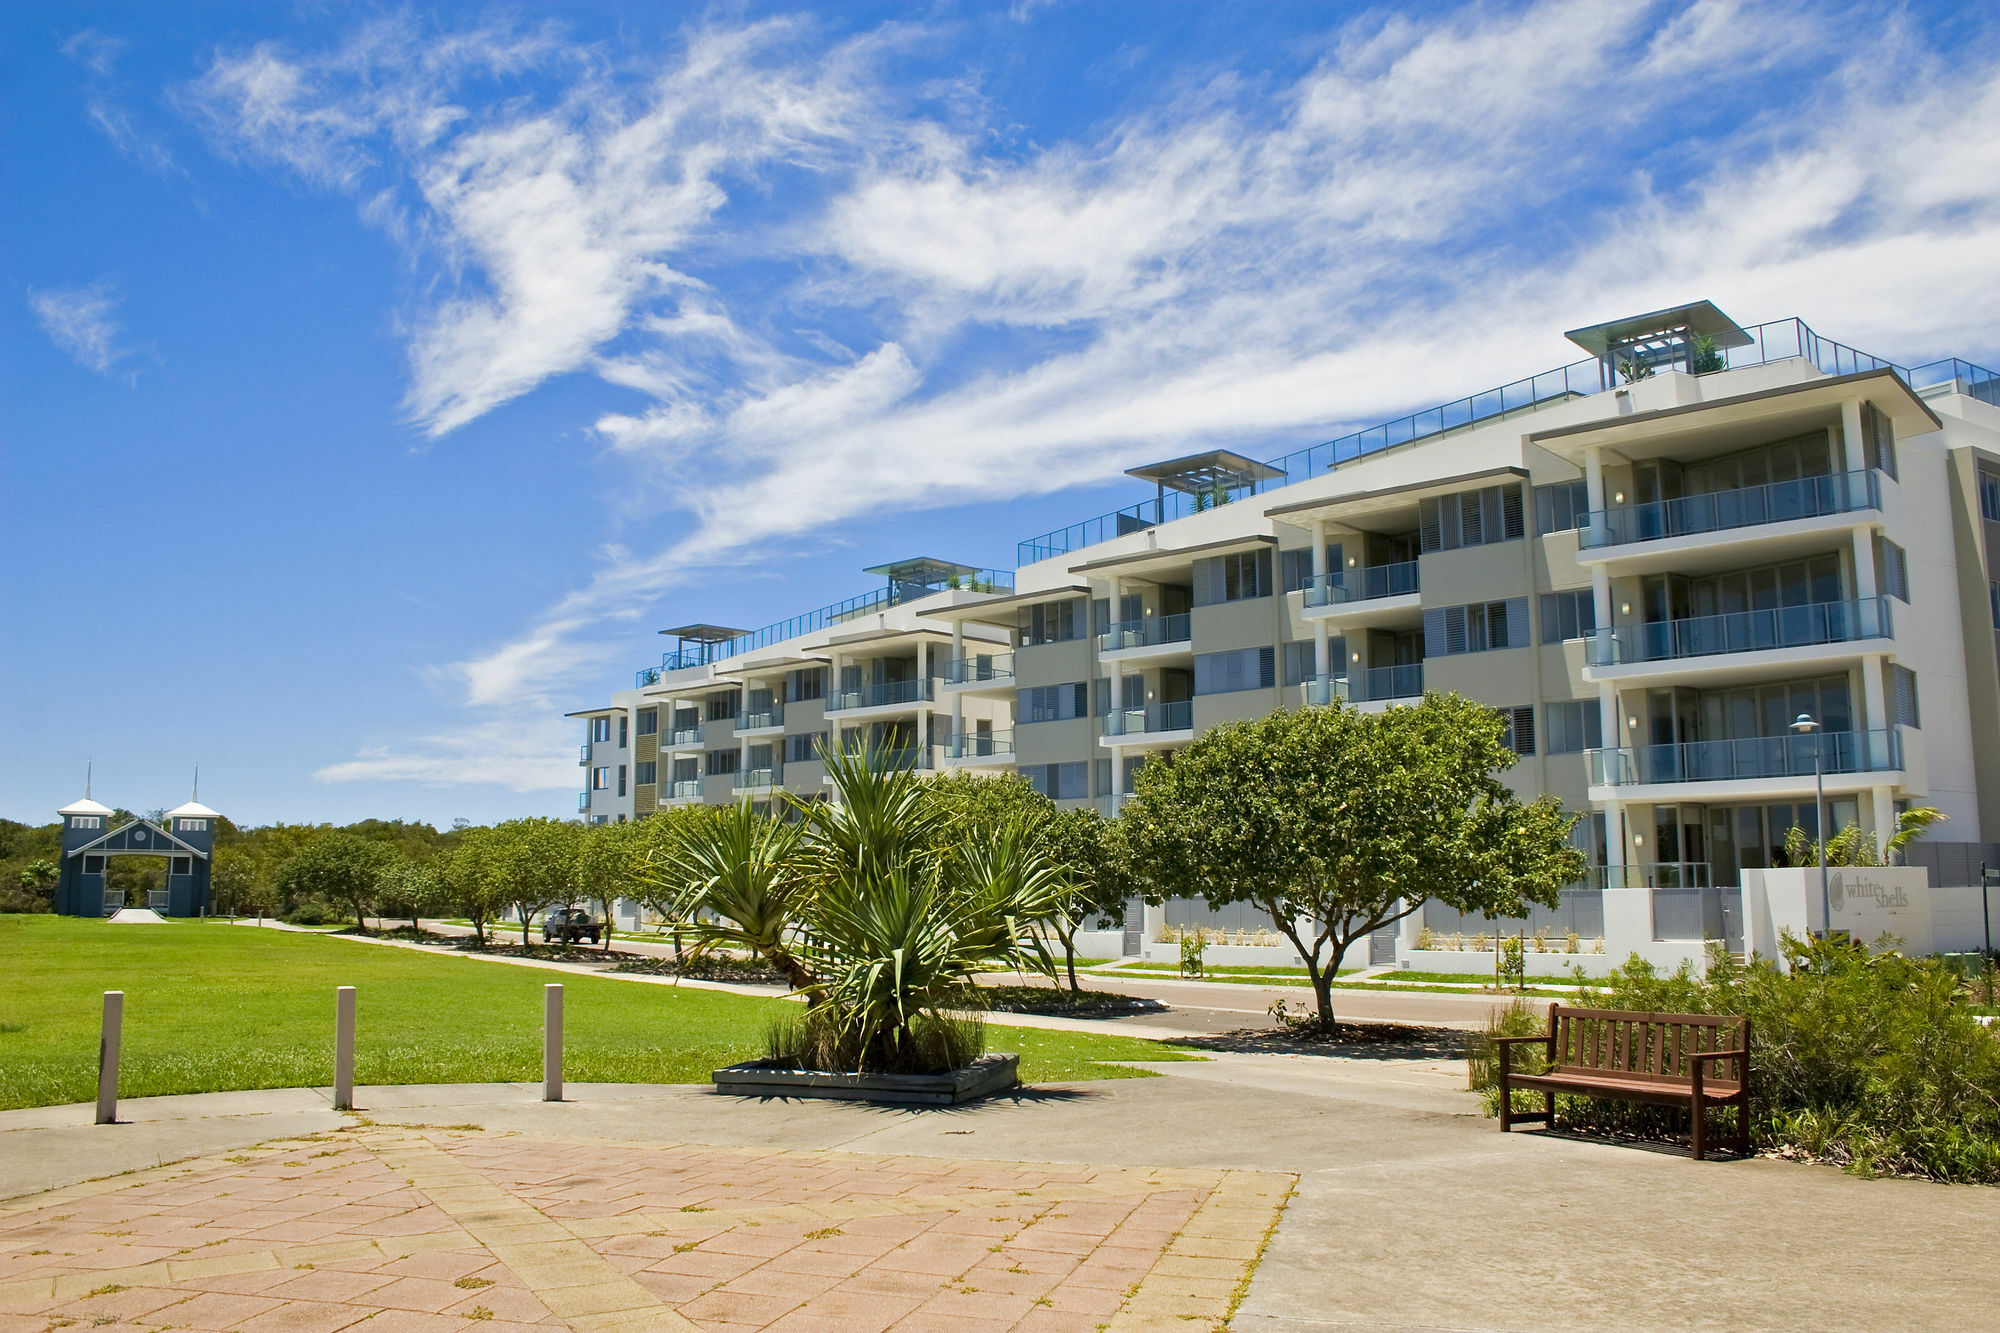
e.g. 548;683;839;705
543;984;563;1102
334;986;356;1111
96;991;123;1125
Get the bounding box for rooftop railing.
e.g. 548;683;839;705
1587;598;1892;668
1099;613;1192;652
1302;561;1420;608
1579;470;1881;550
1015;317;1990;567
1587;728;1901;786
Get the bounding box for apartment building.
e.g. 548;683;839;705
571;302;2000;957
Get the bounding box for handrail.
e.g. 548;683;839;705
1587;728;1902;785
1303;561;1420;608
828;678;935;711
943;652;1015;685
1099;613;1192;652
947;730;1015;759
1103;701;1193;735
1589;598;1892;666
1579;470;1880;549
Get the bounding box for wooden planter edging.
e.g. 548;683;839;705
711;1053;1020;1105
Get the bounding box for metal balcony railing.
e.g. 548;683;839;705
1302;561;1420;608
1581;862;1715;890
578;744;590;766
1587;728;1901;786
943;653;1014;685
828;678;935;711
1102;701;1194;736
733;768;781;792
739;707;783;730
1579;470;1881;550
947;730;1015;760
1355;664;1424;702
1099;614;1192;652
1299;674;1350;707
576;791;590;812
1588;599;1892;667
668;779;701;799
668;726;704;747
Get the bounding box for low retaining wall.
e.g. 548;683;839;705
1393;949;1617;979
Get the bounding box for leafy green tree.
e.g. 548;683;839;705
18;857;58;893
375;857;445;933
488;817;578;945
276;833;396;930
208;847;266;917
440;829;504;945
1118;696;1587;1028
573;820;638;950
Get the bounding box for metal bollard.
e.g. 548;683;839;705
334;986;356;1111
543;984;563;1102
96;991;123;1125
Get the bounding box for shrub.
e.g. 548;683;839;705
282;899;342;926
763;1006;984;1076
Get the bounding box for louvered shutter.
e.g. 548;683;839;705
1423;608;1448;657
1419;498;1443;553
1258;645;1276;688
1506;598;1530;649
1502;484;1525;539
1509;706;1537;755
1460;492;1483;547
1254;549;1273;597
1191;557;1219;607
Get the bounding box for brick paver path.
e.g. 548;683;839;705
0;1124;1290;1332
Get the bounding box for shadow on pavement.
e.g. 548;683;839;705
1173;1024;1472;1061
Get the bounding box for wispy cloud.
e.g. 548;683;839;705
29;280;129;376
179;0;2000;794
63;28;177;173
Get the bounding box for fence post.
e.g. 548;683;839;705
334;986;356;1111
96;991;123;1125
544;984;564;1102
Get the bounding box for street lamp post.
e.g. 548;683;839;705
1791;713;1829;939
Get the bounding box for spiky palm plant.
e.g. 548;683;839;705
640;801;818;993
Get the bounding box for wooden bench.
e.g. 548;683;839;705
1495;1003;1751;1160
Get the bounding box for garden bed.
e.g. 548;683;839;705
712;1053;1021;1105
967;984;1166;1018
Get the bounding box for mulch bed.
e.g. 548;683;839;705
966;985;1167;1019
1177;1020;1472;1060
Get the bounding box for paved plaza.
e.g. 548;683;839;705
4;1048;1999;1332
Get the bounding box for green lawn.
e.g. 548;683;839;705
1372;970;1584;986
0;917;1197;1111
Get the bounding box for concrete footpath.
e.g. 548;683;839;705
4;1051;1998;1330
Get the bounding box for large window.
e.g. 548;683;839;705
785;731;826;764
1498;706;1535;755
1420;484;1525;552
591;766;610;790
634;761;657;786
1192;549;1272;605
706;749;739;776
590;716;611;743
1018;682;1090;723
1980;469;2000;522
1539;591;1596;644
1021;761;1089;800
1424;598;1528;656
1281;640;1319;686
1194;646;1275;695
637;708;658;736
789;667;825;701
1279;544;1341;593
1019;598;1084;646
705;691;740;722
1544;701;1602;755
1534;480;1589;535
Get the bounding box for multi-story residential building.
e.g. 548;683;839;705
571;302;2000;962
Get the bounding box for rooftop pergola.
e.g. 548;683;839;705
1123;449;1286;519
863;557;982;602
659;622;747;666
1565;300;1753;386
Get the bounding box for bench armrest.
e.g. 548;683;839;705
1490;1034;1553;1047
1687;1048;1745;1063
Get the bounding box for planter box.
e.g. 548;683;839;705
711;1052;1020;1106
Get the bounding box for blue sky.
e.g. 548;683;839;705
4;0;1997;828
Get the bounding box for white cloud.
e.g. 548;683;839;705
62;28;178;173
189;2;2000;796
29;280;128;376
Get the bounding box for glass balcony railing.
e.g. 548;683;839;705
1588;598;1893;667
1102;701;1194;736
732;768;781;792
1587;728;1901;786
1099;613;1192;652
1300;674;1348;707
1582;862;1715;890
668;779;701;799
1580;470;1881;550
577;744;590;766
1355;664;1424;702
1095;793;1123;818
947;730;1015;760
1301;561;1420;608
634;666;661;688
827;678;935;712
576;791;590;812
739;707;784;730
668;726;704;747
943;652;1015;685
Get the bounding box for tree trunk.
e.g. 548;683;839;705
522;910;532;947
1065;943;1081;994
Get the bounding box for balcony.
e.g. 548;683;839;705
1095;793;1123;818
738;707;784;734
946;730;1016;763
1587;599;1892;674
576;791;590;812
942;653;1015;688
1354;664;1424;703
1101;700;1194;740
1588;728;1901;787
1302;561;1420;609
822;746;935;776
666;779;701;801
667;726;704;748
1579;470;1881;552
1098;613;1192;657
827;678;935;713
732;768;782;793
634;666;661;688
1581;862;1715;890
577;744;590;766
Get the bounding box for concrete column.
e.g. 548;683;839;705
1591;566;1614;649
1602;802;1626;878
1583;446;1607;511
950;627;964;747
1310;519;1329;579
1598;682;1621;776
1861;654;1888;734
1314;622;1330;683
333;986;355;1112
1851;526;1878;602
1871;787;1897;848
543;984;564;1102
1839;399;1865;473
96;991;123;1125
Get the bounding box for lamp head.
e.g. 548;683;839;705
1790;713;1820;734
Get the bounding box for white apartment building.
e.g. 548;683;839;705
570;303;2000;963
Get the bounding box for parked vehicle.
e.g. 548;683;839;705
542;905;601;945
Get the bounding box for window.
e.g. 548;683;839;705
789;666;825;701
175;817;206;832
1192;549;1272;605
637;708;658;736
1544;701;1602;755
84;855;105;874
591;766;610;790
1539;591;1596;644
617;764;628;797
706;749;739;776
1499;706;1535;755
1873;535;1909;603
618;715;629;748
1281;641;1318;686
672;757;699;783
1194;646;1275;695
590;716;611;743
1990;580;2000;629
172;856;192;876
1534;480;1590;535
1979;469;2000;522
71;815;101;830
1424;598;1529;656
785;732;826;764
1278;546;1341;593
1094;757;1112;796
1891;665;1921;729
1021;762;1088;800
1018;682;1090;723
705;691;740;721
1419;484;1525;552
1019;598;1084;646
1859;402;1898;480
634;761;657;786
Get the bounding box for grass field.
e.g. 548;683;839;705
1372;970;1583;986
0;917;1197;1111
